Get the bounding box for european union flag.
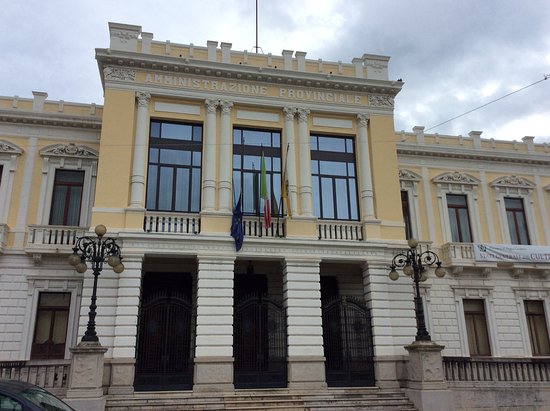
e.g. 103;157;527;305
231;193;244;251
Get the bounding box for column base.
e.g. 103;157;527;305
107;358;136;395
193;356;234;392
374;355;407;389
287;356;327;390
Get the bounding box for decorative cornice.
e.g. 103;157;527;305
397;142;550;166
95;48;402;98
40;143;98;158
0;140;23;155
433;171;480;185
0;109;102;130
398;169;421;181
490;175;535;189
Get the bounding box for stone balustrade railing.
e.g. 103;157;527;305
443;356;550;382
144;212;200;234
318;220;363;241
0;360;70;396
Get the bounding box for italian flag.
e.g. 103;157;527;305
260;152;271;229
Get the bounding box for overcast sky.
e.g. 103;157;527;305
1;1;549;142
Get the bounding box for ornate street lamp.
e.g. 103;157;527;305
68;224;124;342
388;238;446;342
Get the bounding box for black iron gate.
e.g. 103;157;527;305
234;294;287;388
134;279;193;391
322;296;375;387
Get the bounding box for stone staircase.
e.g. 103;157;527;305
106;387;417;410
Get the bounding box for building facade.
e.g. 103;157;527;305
0;22;549;410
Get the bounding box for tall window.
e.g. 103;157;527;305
146;121;202;212
311;135;358;220
49;170;85;226
525;300;550;356
447;194;472;242
505;197;530;244
401;190;413;239
31;292;71;360
464;299;491;356
232;128;281;216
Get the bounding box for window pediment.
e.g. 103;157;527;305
0;140;23;155
490;175;534;189
40;143;98;159
398;169;421;182
433;171;479;186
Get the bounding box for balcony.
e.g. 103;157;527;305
318;220;363;241
440;242;476;266
26;225;86;254
243;216;285;238
144;212;200;234
0;360;70;397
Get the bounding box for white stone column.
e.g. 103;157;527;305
296;108;313;216
202;99;218;212
219;101;233;213
194;255;235;391
362;261;415;388
283;107;298;216
283;258;326;389
129;92;150;208
109;255;143;394
356;114;375;220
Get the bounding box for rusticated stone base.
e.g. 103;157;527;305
193;356;234;392
375;355;406;389
287;356;327;389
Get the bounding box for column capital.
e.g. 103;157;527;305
219;100;233;114
357;113;370;127
296;108;310;123
205;99;219;113
283;106;296;121
135;92;151;107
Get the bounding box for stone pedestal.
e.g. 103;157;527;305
107;358;135;395
65;341;108;411
193;356;234;392
288;356;327;389
404;340;454;411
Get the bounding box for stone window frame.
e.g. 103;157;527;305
433;171;481;244
398;169;421;239
36;143;98;227
451;285;499;357
21;277;82;360
490;175;537;245
512;288;550;357
0;140;23;224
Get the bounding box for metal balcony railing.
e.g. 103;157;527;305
318;220;363;241
26;225;86;253
144;212;200;234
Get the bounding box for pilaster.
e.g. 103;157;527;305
194;255;235;391
219;101;234;213
283;258;326;389
356;114;375;220
283;107;298;217
129;92;150;208
202;100;218;212
296;108;313;217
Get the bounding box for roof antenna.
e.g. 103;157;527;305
252;0;263;53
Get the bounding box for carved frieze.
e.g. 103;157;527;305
104;67;136;82
368;95;394;108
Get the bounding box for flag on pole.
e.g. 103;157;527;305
260;151;271;228
281;143;292;217
231;193;244;251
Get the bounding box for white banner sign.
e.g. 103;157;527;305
474;243;550;263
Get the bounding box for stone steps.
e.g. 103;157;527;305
106;387;417;410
